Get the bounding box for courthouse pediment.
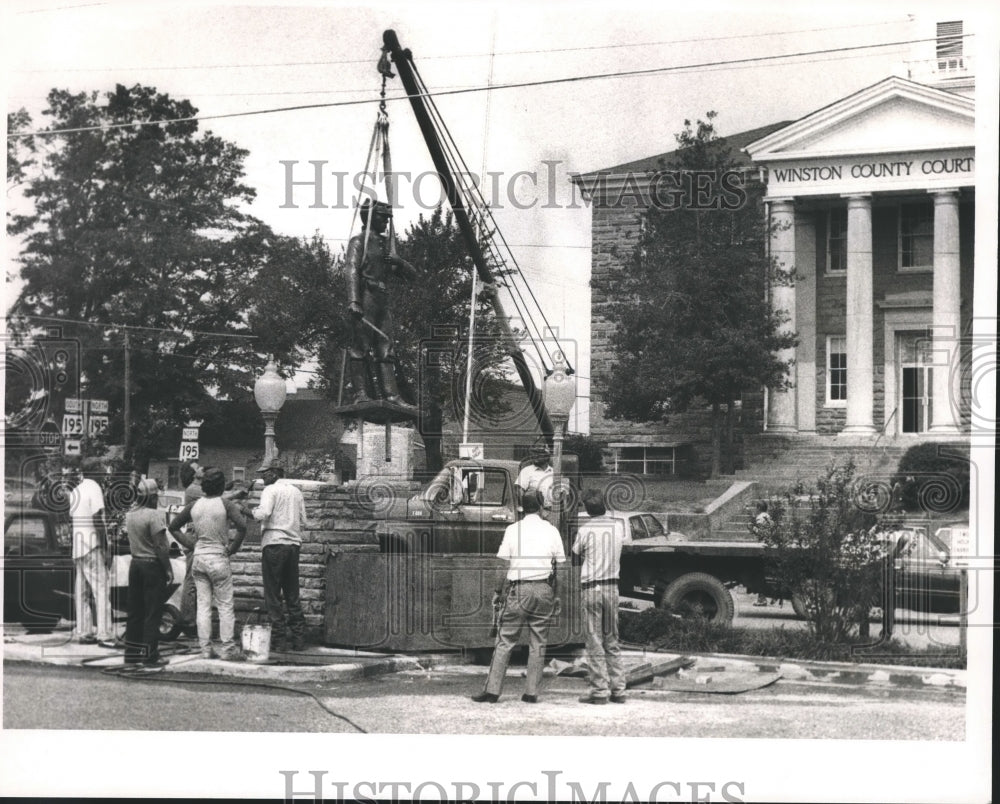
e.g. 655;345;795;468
745;76;974;196
745;76;974;161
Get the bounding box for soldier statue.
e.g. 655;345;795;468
345;199;417;405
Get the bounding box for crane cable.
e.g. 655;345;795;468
405;56;572;380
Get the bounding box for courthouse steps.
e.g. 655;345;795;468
708;434;948;541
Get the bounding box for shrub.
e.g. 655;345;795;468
891;443;970;514
760;461;891;645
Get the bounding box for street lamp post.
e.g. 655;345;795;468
254;357;287;469
543;353;577;532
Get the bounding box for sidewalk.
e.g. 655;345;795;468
2;628;966;693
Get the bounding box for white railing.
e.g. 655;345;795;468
906;56;974;81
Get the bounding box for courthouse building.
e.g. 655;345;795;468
576;20;975;475
745;55;975;438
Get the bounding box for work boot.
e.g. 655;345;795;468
219;647;244;662
349;358;372;403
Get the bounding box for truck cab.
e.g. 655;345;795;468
376;457;579;555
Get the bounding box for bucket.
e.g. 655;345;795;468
241;623;272;663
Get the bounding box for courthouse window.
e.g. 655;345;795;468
936;21;963;68
827;336;847;405
826;208;847;274
899;203;934;270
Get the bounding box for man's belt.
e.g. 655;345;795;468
362;275;387;292
581;579;618;588
509;579;550;586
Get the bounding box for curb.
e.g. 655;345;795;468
1;634;423;684
683;650;966;691
4;635;965;691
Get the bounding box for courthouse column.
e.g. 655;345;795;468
766;198;797;433
929;189;962;434
841;194;876;435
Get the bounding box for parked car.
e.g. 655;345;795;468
3;507;74;629
3;506;188;638
891;523;968;614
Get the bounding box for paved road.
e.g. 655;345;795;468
3;661;964;739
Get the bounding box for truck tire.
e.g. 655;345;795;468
658;573;735;626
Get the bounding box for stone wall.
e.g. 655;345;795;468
587;197;764;476
230;479;389;642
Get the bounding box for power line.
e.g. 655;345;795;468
9;35;961;139
9;18;909;72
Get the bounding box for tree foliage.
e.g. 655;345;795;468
596;112;797;476
891;442;970;514
8;85;334;466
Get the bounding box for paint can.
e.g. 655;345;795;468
241;623;271;663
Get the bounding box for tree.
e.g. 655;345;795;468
8;84;327;466
596;113;797;477
7;109;35;225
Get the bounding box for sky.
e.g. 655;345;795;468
6;0;989;432
1;2;997;799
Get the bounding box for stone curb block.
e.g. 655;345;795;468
686;651;966;691
164;654;422;683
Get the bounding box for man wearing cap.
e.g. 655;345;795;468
66;460;115;646
123;479;173;668
345;198;417;405
516;444;554;513
253;461;308;651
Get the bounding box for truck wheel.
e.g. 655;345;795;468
658;573;735;626
159;604;183;642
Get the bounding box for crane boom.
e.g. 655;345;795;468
381;29;554;441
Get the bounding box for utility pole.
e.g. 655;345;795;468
123;330;131;457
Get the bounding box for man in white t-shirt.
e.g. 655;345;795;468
572;489;631;704
67;462;114;646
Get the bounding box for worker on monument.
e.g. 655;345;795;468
345;198;417;406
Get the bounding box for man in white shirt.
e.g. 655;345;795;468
67;461;115;646
253;460;308;651
472;491;566;704
572;489;631;704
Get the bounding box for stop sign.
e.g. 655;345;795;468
38;419;63;453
